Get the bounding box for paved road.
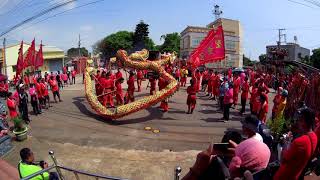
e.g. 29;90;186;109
3;76;278;180
23;76;250;152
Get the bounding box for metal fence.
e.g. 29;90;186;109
20;150;182;180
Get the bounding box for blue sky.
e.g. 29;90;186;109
1;0;320;60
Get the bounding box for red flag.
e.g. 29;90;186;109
35;43;44;69
198;25;225;64
16;41;24;76
24;38;36;68
190;25;225;68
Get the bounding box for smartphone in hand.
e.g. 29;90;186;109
213;143;231;153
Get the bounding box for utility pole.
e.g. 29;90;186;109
78;34;81;57
277;28;286;48
3;38;7;76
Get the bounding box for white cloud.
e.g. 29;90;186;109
50;0;76;10
80;25;93;32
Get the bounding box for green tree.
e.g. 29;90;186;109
97;31;134;58
132;20;155;51
67;47;89;57
259;54;267;62
144;37;157;51
310;48;320;69
243;55;254;66
158;33;181;56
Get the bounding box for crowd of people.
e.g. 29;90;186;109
0;68;78;139
3;61;320;179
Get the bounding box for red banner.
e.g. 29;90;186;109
35;43;44;69
190;25;225;68
24;38;35;68
16;41;24;77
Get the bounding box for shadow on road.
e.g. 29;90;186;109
72;96;165;125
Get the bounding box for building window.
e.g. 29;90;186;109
225;40;236;50
191;37;205;48
12;65;17;73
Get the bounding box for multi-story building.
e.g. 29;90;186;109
180;18;243;68
266;43;310;61
0;42;65;79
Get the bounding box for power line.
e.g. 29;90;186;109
0;0;77;38
15;0;106;32
287;0;315;8
0;0;26;17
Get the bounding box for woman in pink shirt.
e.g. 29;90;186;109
223;82;234;122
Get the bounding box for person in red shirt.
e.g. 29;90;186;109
272;87;283;120
115;77;124;105
35;78;44;109
115;68;123;80
7;92;18;119
223;83;233;122
136;70;143;92
175;67;180;82
195;69;201;92
240;77;250;115
250;83;259;115
211;72;219;100
49;76;62;103
23;75;30;88
258;94;268;124
125;71;135;104
40;78;50;109
187;80;197;114
274;107;317;180
149;75;157;95
71;70;76;84
201;69;208;92
206;70;213;97
158;76;169;112
101;72;115;108
63;66;67;74
233;75;241;107
228;68;232;79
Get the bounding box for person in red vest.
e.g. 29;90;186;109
233;74;241;107
158;76;169;112
240;77;250;115
136;70;143;92
94;70;103;103
115;77;124;105
49;76;62;103
187;79;197;114
40;78;50;109
71;69;76;84
125;71;135;104
101;72;115;108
